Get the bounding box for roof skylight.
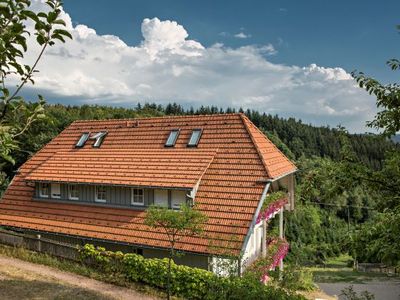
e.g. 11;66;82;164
91;131;108;148
188;129;202;147
165;129;180;147
75;132;90;148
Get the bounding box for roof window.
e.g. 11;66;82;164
91;131;107;148
165;129;180;147
188;129;202;147
75;132;90;148
75;131;107;148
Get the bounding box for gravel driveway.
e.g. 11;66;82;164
318;279;400;300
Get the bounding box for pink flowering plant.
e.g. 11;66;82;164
246;237;289;283
256;191;288;224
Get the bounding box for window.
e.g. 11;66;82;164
171;190;187;210
39;183;49;198
95;186;107;203
68;185;79;200
91;131;107;148
154;189;168;207
187;129;202;147
131;188;144;206
75;132;90;148
165;129;180;147
51;183;61;199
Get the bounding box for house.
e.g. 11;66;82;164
0;113;296;274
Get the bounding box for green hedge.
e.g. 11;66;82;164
79;244;305;300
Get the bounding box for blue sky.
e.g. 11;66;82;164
20;0;400;132
63;0;399;83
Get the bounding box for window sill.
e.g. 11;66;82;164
95;199;107;203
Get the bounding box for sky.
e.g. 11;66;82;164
16;0;400;132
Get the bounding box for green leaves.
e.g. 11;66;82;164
51;28;72;43
351;26;400;137
0;0;71;189
145;204;208;299
145;204;208;241
79;243;305;300
387;58;400;70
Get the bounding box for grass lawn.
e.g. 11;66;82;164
308;255;398;283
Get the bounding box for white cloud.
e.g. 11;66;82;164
13;0;376;132
234;32;251;39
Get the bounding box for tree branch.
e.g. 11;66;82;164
0;35;49;120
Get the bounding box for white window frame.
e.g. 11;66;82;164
39;182;49;198
95;185;107;203
51;183;61;199
187;129;202;147
165;129;180;147
68;184;79;200
131;188;144;206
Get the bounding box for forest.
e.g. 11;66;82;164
1;102;399;268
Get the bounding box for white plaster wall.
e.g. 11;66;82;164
241;221;263;270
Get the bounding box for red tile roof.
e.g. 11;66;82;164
0;113;296;255
25;149;217;189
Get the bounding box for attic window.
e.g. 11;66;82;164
91;131;107;148
165;129;180;147
187;129;202;147
75;132;90;148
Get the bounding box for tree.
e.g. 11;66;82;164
0;0;71;176
144;204;208;300
349;25;400;267
352;25;400;137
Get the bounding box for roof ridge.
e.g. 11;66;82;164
239;114;297;179
72;113;244;124
239;114;272;178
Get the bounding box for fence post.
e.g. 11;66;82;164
37;234;41;252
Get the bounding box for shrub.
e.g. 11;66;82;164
79;244;305;300
269;265;315;291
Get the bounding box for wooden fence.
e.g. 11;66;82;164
357;262;399;275
0;229;79;261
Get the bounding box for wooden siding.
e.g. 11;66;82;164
35;183;183;209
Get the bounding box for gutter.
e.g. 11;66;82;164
255;169;298;184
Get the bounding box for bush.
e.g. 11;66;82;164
79;244;305;300
269;265;315;291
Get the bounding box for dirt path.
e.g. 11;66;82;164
0;255;159;300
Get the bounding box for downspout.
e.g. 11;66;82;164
239;182;271;275
279;208;284;276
